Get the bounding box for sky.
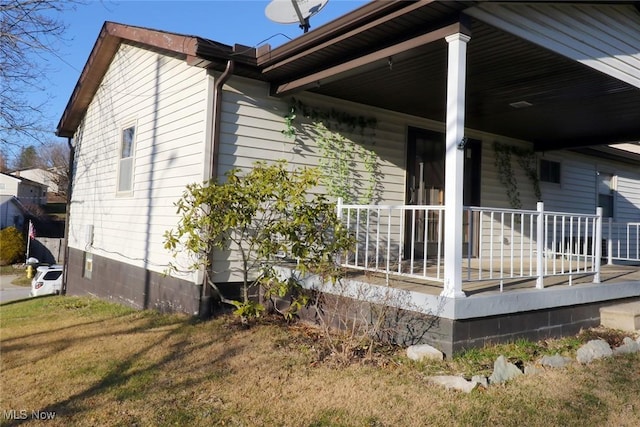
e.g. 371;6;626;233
12;0;368;157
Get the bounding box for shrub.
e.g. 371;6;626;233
0;226;25;265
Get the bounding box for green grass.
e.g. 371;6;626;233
1;296;639;427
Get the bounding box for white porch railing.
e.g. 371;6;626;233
466;203;602;290
337;199;608;291
337;200;445;283
605;220;640;263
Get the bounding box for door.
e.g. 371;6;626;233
405;127;481;257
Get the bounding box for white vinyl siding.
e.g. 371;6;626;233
213;77;416;281
614;173;640;224
69;43;209;282
217;76;408;204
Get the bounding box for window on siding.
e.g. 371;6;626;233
117;125;136;193
598;172;615;218
539;159;561;184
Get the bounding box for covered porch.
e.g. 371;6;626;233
281;200;640;355
260;2;640;353
299;201;640;355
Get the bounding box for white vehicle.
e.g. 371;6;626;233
30;265;63;297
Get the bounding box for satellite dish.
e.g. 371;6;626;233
265;0;329;33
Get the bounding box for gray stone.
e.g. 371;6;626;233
488;355;523;384
524;365;543;375
406;344;444;362
540;354;573;369
576;339;613;364
471;375;488;388
613;337;640;355
428;376;478;393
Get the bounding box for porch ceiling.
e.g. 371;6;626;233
261;2;640;152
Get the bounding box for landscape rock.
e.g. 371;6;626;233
613;337;640;355
407;344;444;362
576;339;613;364
524;365;543;375
428;376;478;393
488;355;523;384
540;354;573;369
471;375;488;388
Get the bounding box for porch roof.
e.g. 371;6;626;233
258;1;640;151
57;1;640;152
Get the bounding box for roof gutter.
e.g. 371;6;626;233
210;59;235;181
257;0;410;67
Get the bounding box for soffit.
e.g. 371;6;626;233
262;2;640;151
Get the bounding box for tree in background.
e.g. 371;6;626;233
38;141;70;198
1;0;81;153
0;152;7;172
14;146;39;170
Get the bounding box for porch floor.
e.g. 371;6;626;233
343;262;640;297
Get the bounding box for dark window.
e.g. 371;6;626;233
540;159;561;184
43;271;62;280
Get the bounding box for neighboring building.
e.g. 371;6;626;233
0;196;27;230
0;172;47;206
57;2;640;354
11;168;63;196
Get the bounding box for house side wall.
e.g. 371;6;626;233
15;169;58;193
617;173;640;223
0;175;20;197
535;151;640;222
17;181;46;205
213;76;434;281
68;42;210;309
0;199;24;230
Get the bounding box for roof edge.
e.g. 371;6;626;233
257;0;415;66
56;22;204;138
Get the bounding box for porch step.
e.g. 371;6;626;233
600;300;640;332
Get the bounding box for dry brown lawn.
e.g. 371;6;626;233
1;296;639;427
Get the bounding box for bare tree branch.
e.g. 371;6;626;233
0;0;82;154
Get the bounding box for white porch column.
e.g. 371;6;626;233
441;32;470;299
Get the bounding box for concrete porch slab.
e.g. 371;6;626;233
600;300;640;332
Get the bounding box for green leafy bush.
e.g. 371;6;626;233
165;160;354;323
0;226;25;265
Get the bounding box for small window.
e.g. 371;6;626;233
540;159;561;184
83;252;93;279
117;124;136;193
598;172;615;218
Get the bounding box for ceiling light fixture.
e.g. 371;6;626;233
509;101;533;109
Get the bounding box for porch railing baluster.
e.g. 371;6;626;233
335;201;617;290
